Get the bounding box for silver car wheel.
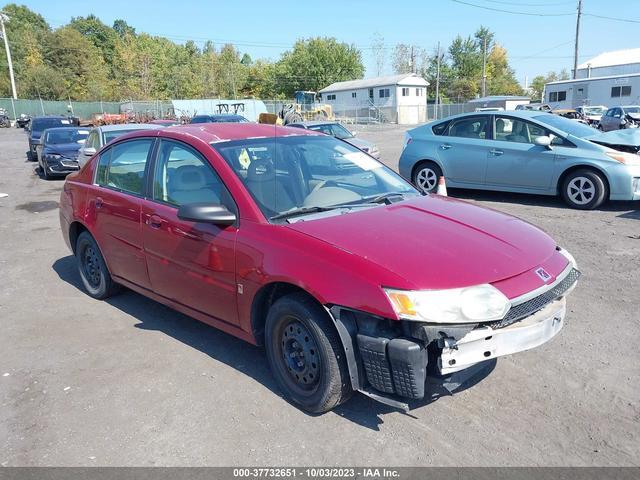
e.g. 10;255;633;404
416;167;438;193
567;176;595;205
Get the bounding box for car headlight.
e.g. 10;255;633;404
45;153;62;160
383;284;511;323
606;151;640;166
557;246;577;268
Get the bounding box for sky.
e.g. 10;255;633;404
6;0;640;87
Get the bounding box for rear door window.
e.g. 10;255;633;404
96;139;154;196
446;116;488;140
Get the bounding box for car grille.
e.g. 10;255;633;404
488;268;581;330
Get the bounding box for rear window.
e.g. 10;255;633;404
431;121;450;136
103;129;138;145
32;118;70;131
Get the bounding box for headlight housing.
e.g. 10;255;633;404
384;284;511;324
45;153;62;160
606;151;640;166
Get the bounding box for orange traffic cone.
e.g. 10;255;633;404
436;176;448;196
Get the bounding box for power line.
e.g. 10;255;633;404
450;0;575;16
479;0;574;6
583;13;640;24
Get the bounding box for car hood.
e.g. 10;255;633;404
44;143;82;158
586;128;640;148
287;195;558;291
628;112;640;120
343;137;375;151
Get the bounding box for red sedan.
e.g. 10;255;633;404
59;123;580;413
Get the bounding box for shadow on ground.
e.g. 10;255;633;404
53;254;495;431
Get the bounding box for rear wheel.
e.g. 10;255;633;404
412;161;442;194
561;169;607;210
265;293;352;413
75;231;120;299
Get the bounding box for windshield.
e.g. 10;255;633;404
533;114;598;138
103;129;138;145
45;129;89;145
32;118;71;132
308;123;353;139
214;135;417;220
583;107;605;115
625;107;640;114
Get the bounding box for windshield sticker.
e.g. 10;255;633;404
343;152;382;171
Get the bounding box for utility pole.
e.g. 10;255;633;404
481;36;487;97
573;0;582;79
0;12;17;100
435;42;441;120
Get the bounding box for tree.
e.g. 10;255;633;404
371;32;385;77
529;70;569;102
113;19;135;38
276;37;364;97
486;44;523;96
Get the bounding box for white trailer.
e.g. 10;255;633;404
544;73;640;110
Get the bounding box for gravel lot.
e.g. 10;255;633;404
1;125;638;467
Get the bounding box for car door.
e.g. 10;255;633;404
436;115;491;186
89;138;155;289
485;115;557;191
140;139;239;326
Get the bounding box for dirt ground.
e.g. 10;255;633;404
0;125;638;466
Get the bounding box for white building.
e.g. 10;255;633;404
575;49;640;79
544;73;640;110
319;73;429;124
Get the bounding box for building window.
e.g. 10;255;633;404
351;92;357;98
416;88;422;96
612;85;632;97
549;91;566;102
326;94;336;100
401;87;409;96
379;88;390;98
369;88;374;99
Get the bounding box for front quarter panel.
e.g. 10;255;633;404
398;126;441;180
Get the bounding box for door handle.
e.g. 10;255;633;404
489;149;504;156
440;144;452;150
147;214;164;229
95;197;103;209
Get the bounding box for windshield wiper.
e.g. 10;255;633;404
361;192;410;205
270;205;341;221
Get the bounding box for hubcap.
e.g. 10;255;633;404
83;245;101;287
567;176;595;205
280;319;320;390
416;167;437;192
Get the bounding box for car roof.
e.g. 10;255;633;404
43;126;88;132
116;123;321;144
32;115;68;120
433;110;548;122
290;120;340;127
98;123;163;132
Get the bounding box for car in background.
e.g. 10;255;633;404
474;107;504;112
77;123;164;167
399;110;640;209
16;114;31;129
515;103;552;112
0;108;10;128
38;127;90;179
552;109;588;125
27;116;75;161
575;105;607;127
287;121;380;158
148;119;181;126
59;123;579;413
598;106;640;132
190;114;249;124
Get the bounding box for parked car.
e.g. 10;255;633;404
515;103;551;111
287;120;380;158
16;113;31;129
598;106;640;132
148;119;181;126
77;123;164;167
38;127;90;179
190;114;249;124
59;123;580;413
552;109;588;124
474;107;504;112
399;111;640;209
0;108;11;128
27;116;74;161
575;105;607;126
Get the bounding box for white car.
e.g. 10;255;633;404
78;124;165;167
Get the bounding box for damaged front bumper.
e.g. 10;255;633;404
327;267;580;410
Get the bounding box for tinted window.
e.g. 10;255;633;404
32;118;71;131
447;117;488;139
45;129;89;145
100;139;153;195
431;121;450;136
191;116;209;123
152;140;231;208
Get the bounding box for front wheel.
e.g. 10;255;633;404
265;293;352;413
561;169;607;210
412;161;442;194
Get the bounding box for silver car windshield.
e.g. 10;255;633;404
533;114;598;138
214;135;417;220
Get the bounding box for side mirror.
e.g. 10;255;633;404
534;136;552;148
177;203;236;226
83;147;96;156
351;131;357;137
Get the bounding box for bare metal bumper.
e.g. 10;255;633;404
439;297;566;375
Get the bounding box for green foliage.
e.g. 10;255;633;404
529;70;570;102
0;6;364;101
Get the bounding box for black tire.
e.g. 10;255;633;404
75;231;120;299
41;161;50;180
265;293;352;413
412;161;443;194
561;168;607;210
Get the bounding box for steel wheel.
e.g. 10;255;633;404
566;176;595;206
75;231;120;299
82;244;102;289
279;317;321;391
